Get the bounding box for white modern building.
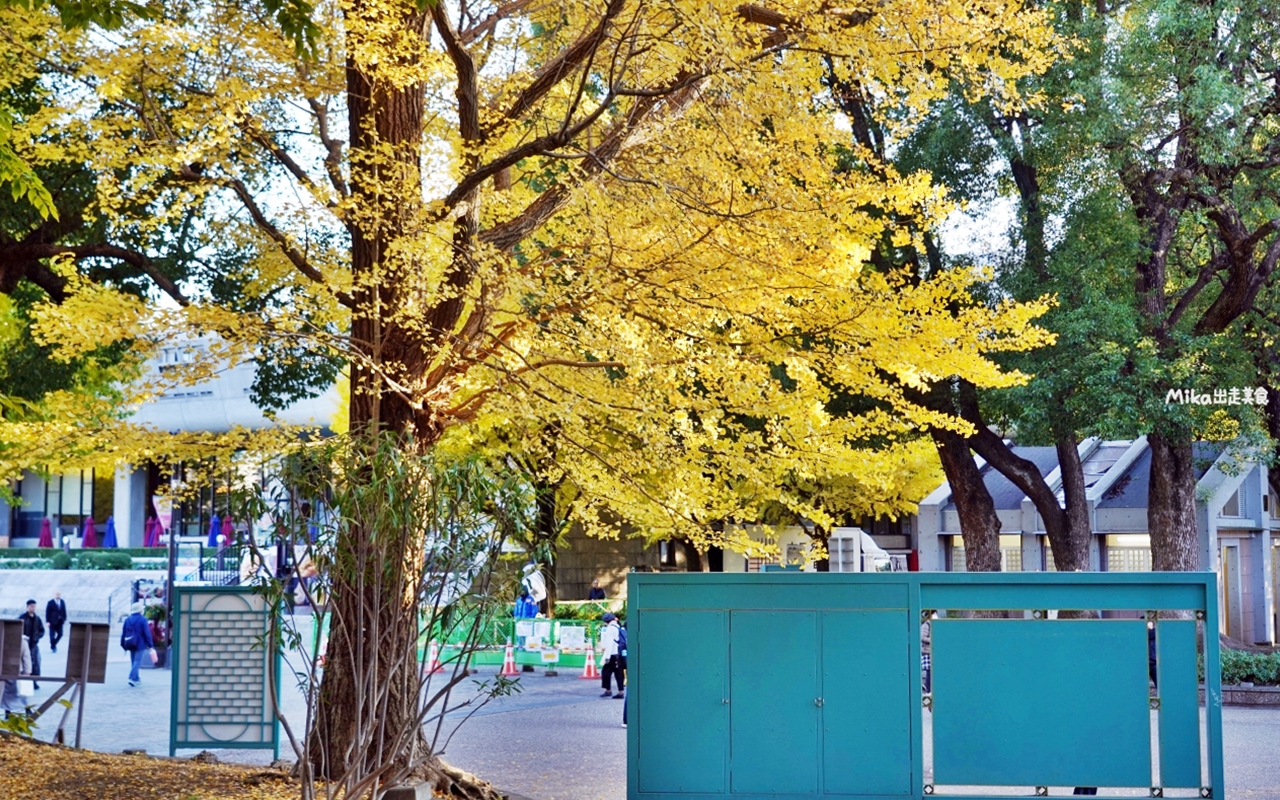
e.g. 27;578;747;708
1;338;340;548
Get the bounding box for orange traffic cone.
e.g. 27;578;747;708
499;641;520;676
579;638;601;680
424;640;445;675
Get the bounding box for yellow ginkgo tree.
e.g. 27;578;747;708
2;0;1065;794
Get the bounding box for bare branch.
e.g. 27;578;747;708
243;122;346;219
494;0;627;126
2;242;189;305
432;4;482;146
480;78;704;253
458;0;541;45
305;97;350;199
176;167;354;309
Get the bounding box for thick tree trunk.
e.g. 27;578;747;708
535;481;559;617
932;428;1002;572
1054;435;1094;572
1147;432;1201;571
307;29;503;797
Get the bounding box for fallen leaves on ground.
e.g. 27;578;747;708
0;733;299;800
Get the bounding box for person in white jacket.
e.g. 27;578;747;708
598;613;624;698
1;637;32;716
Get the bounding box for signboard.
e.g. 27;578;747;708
559;626;586;649
540;648;560;664
64;624;109;684
0;620;24;676
533;621;552;640
514;621;534;638
153;494;174;532
170;586;280;758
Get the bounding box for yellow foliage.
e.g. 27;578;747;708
0;0;1065;539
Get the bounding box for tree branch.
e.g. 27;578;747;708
431;4;482;146
493;0;627;127
1;243;188;305
480;78;703;253
178;167;353;309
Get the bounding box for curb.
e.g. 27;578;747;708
1218;685;1280;706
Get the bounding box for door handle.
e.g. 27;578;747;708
722;698;730;704
814;697;824;707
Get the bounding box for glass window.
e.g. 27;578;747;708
1222;489;1241;517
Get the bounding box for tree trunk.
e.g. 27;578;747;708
954;381;1092;571
932;427;1002;572
307;31;503;797
1147;432;1201;572
1054;435;1094;572
808;524;831;572
1265;382;1280;502
535;481;559;617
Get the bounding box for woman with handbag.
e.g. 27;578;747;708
121;602;156;687
1;636;33;717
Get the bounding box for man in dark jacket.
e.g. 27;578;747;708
120;602;154;687
45;592;67;653
19;600;44;689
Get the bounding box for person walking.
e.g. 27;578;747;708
587;578;606;600
120;602;154;687
45;592;67;653
599;612;625;699
18;600;43;690
1;636;32;717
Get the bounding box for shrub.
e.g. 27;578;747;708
50;552;72;570
0;559;53;569
73;551;133;570
1220;649;1280;685
554;602;604;621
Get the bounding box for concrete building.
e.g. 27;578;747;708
913;437;1278;645
2;338;340;548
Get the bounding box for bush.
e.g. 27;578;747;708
1221;648;1280;685
2;547;153;558
0;558;53;569
554;602;608;621
73;551;133;570
50;552;72;570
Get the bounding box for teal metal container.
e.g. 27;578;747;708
627;571;1224;800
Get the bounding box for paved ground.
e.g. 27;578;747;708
17;634;1280;799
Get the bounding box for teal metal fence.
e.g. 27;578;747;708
170;586;281;759
628;571;1224;800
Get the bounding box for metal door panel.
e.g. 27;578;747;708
821;611;912;795
1157;620;1201;788
731;611;818;794
932;619;1150;787
637;610;728;794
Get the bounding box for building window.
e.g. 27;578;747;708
1000;534;1022;572
1105;533;1152;572
1222;489;1241;518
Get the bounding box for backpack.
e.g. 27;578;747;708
617;625;627;656
121;618;139;651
